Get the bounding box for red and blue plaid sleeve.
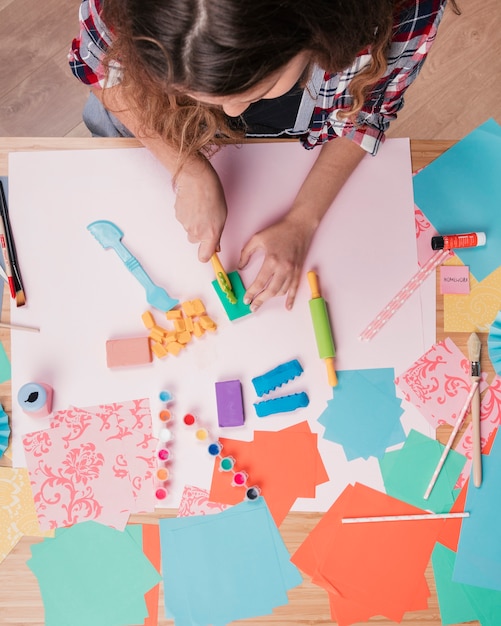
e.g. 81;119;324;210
68;0;113;88
302;0;447;155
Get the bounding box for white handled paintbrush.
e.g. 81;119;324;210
467;332;482;487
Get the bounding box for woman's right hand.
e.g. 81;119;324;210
174;158;228;263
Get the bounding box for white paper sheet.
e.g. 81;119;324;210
8;139;435;510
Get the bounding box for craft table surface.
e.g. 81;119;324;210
0;137;487;626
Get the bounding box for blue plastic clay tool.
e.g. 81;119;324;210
254;392;309;417
251;359;304;397
87;220;179;312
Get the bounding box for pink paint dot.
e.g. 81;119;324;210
155;488;168;500
233;471;248;486
158;448;170;461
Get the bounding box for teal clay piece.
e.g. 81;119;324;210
254;392;309;418
212;271;251;321
251;359;304;397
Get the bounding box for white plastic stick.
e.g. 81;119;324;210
342;511;469;524
359;248;452;341
423;380;479;500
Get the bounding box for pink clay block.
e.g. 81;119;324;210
106;336;152;368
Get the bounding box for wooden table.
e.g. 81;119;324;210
0;138;485;626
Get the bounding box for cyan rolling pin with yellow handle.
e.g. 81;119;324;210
307;270;338;387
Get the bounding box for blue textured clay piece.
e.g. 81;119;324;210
251;359;304;397
254;392;309;417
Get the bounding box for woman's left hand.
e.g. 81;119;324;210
239;138;367;311
239;213;316;311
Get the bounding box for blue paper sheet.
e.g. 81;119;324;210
160;498;302;625
413;119;501;282
433;543;501;626
453;430;501;591
317;368;404;460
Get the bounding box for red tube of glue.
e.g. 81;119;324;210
431;232;486;250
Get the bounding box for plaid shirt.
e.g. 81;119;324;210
69;0;446;155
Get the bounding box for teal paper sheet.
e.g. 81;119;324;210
27;522;161;626
0;341;10;383
413;118;501;282
433;543;501;626
432;543;480;625
379;429;465;512
160;498;302;625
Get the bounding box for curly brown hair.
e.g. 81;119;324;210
101;0;456;162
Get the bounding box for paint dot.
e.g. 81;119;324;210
219;456;235;472
245;486;261;501
159;428;173;443
156;468;169;481
183;413;196;426
233;471;248;486
158;448;170;461
155;487;168;500
159;390;172;402
208;442;222;456
159;409;171;422
195;428;209;441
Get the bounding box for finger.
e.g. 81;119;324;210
243;272;271;307
245;272;291;311
198;239;219;263
285;277;300;310
238;238;258;270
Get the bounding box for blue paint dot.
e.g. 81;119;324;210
208;442;222;456
159;390;172;402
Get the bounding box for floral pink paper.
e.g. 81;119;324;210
396;338;472;428
23;398;157;531
415;204;439;267
177;485;230;517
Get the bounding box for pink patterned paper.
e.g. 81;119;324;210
396;338;472;428
415;204;439;267
23;398;157;530
177;485;231;517
81;399;157;512
455;375;501;488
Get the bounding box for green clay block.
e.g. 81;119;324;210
309;298;335;358
212;271;252;321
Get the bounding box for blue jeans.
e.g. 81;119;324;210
82;92;134;138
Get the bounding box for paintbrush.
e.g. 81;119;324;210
467;332;482;487
0;180;25;306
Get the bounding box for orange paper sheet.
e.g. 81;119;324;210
142;524;161;626
209;421;328;525
292;483;445;625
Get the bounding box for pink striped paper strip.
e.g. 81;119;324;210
359;248;452;341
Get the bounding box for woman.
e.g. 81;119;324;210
70;0;453;311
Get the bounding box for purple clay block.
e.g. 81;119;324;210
215;380;245;427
